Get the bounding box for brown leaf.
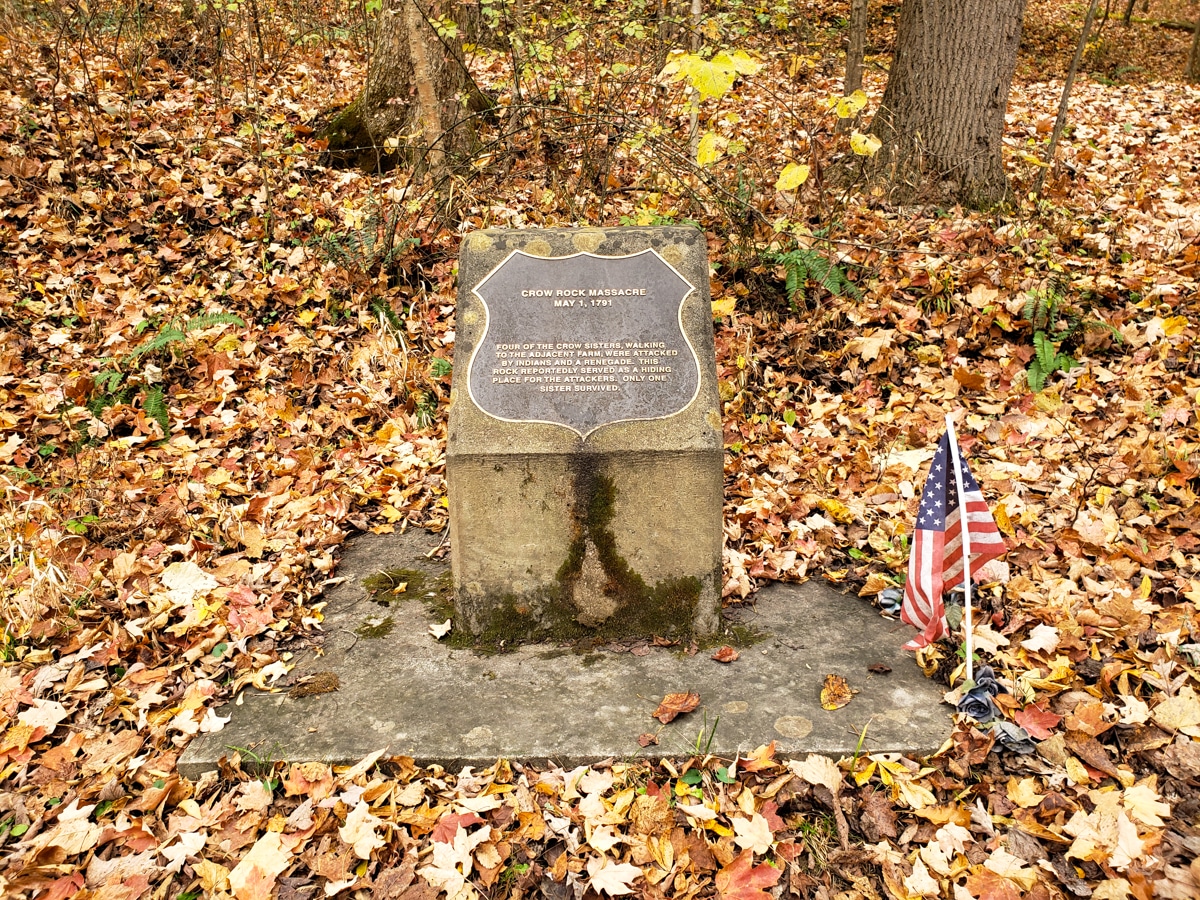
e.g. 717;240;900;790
652;690;700;723
1064;732;1121;781
820;674;856;711
857;787;898;841
954;367;986;390
637;733;659;747
711;646;739;663
866;663;891;675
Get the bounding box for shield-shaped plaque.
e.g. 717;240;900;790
467;249;700;437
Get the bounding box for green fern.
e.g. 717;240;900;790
368;296;404;336
315;204;417;278
186;312;245;332
143;386;170;436
769;246;860;310
1027;330;1076;392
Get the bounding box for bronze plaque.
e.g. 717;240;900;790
467;249;701;437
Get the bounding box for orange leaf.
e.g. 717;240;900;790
716;849;781;900
652;691;701;724
1014;704;1062;740
953;368;986;390
711;646;740;663
739;741;778;773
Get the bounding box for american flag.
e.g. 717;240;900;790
901;429;1006;651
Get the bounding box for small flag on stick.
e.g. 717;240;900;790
901;418;1006;656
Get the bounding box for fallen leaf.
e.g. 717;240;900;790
732;813;773;855
652;691;700;724
711;646;739;663
229;832;291;900
820;673;856;710
1014;704;1062;740
339;801;386;859
715;849;781;900
586;857;643;896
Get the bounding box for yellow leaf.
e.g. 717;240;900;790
833;90;868;118
1161;315;1189;336
296;309;318;325
817;498;854;524
711;296;737;318
849;131;882;157
774;162;810;191
1006;777;1043;809
696;131;725;167
660;49;760;101
994;502;1015;538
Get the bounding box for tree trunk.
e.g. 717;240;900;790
869;0;1026;206
318;0;476;172
1121;0;1135;25
845;0;868;96
1189;17;1200;82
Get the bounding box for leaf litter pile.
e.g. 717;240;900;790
1;1;1200;898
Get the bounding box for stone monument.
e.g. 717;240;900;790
446;226;723;643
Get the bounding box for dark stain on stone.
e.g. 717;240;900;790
455;456;702;651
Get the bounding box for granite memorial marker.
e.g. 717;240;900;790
447;227;723;643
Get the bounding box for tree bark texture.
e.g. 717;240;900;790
1189;16;1200;82
319;0;474;171
870;0;1026;205
845;0;868;96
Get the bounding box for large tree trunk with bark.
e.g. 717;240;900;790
869;0;1026;206
319;0;477;172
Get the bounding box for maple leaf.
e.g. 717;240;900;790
432;812;485;843
587;857;643;895
17;698;69;733
711;645;739;663
904;855;940;897
1122;778;1170;827
419;824;492;897
788;754;843;795
652;690;700;723
1013;703;1061;740
732;743;775;775
1019;622;1060;653
732;813;773;855
715;849;781;900
229;832;291;900
339;801;386;859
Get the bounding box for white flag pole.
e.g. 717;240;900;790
945;413;974;684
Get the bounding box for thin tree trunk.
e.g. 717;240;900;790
1189;17;1200;82
845;0;868;95
1122;0;1134;26
1036;0;1100;194
839;0;868;134
869;0;1026;206
406;0;446;175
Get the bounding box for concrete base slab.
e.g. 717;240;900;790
180;530;952;778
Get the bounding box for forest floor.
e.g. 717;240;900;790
1;0;1199;898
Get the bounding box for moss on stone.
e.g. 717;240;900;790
363;568;427;599
356;616;395;639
